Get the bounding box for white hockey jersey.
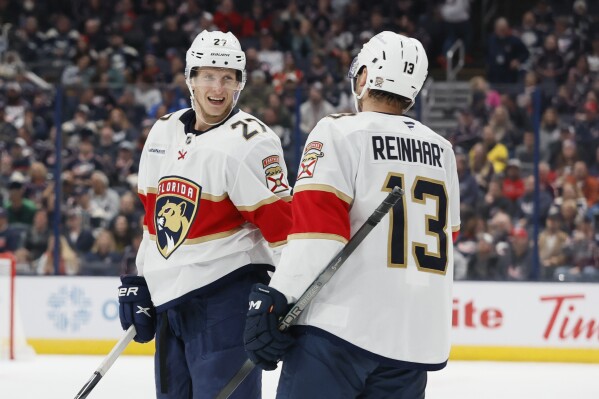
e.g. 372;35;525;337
137;108;292;311
270;112;460;370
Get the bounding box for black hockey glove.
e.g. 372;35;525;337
244;283;295;370
118;275;156;343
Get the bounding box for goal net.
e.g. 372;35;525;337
0;254;35;360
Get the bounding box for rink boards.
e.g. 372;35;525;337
12;276;599;362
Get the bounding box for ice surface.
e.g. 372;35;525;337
1;355;598;399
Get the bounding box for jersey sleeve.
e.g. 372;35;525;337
269;116;359;302
447;148;461;234
135;127;152;276
227;134;292;247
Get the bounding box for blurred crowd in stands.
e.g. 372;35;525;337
0;0;599;282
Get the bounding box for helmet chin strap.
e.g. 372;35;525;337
351;78;369;113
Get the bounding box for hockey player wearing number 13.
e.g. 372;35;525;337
244;32;461;398
117;30;292;398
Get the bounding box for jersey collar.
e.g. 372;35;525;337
179;108;240;136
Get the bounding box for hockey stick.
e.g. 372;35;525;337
73;325;137;399
215;186;404;399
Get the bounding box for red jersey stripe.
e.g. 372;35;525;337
238;198;292;243
289;190;350;241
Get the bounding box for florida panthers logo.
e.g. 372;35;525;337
297;141;324;180
263;155;289;193
155;177;201;259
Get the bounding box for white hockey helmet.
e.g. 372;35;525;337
185;30;247;92
348;31;428;111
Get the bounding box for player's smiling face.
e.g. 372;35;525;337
190;67;240;123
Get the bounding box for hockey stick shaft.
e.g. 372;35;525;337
74;325;137;399
215;187;404;399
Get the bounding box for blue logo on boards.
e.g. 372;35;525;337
47;286;92;332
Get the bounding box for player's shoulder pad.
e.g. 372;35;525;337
230;110;280;143
146;108;189;138
311;112;357;137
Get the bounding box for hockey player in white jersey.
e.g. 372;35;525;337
244;32;461;398
117;30;292;399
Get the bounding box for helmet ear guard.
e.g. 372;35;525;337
348;32;429;111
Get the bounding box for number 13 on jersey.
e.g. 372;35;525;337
382;172;449;274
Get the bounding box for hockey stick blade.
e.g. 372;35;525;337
215;187;404;399
74;325;137;399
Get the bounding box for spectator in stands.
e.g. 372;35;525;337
538;211;569;280
305;53;329;84
481;125;508;175
500;226;534;281
555;219;597;281
5;177;37;226
95;125;118;174
12;16;45;64
532;0;554;34
0;103;18;146
553;139;580;179
291;19;315;67
488;105;520;147
502;159;525;203
113;141;138;190
567;55;592;104
22;209;50;266
101;32;140;80
469;142;494;193
488;210;513;256
213;0;243;37
0;207;20;255
115;191;142;232
566;161;599;208
36;235;80;275
120;228;143;275
240;70;274;114
535;34;566;99
573;100;599;162
516;11;543;59
516;71;539;115
456;152;479;211
63;208;94;255
109;214;132;253
439;0;471;55
299;81;335;136
469;76;500;123
516;175;553;228
62;104;97;148
5;82;28;130
559;198;583;237
25;161;48;207
571;0;593;53
89;171;120;229
258;29;284;75
467;232;502;280
451;108;481;152
61;53;94;88
155;15;190;58
43;14;79;67
487;17;529;85
514;131;535;174
65;140;104;186
550;181;587;225
481;177;514;220
81;229;122;275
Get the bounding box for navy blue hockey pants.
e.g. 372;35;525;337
277;333;427;399
154;272;262;399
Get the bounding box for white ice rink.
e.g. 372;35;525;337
1;355;599;399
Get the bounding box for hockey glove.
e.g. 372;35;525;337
118;275;156;343
244;283;295;370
